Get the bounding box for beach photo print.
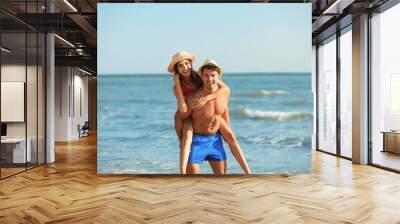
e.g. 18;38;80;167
97;3;312;174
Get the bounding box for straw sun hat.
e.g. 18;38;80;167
197;59;223;77
167;51;196;73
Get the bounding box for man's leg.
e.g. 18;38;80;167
180;119;193;174
208;160;225;174
187;164;200;174
224;160;227;174
218;117;251;174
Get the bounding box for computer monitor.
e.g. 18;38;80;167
1;123;7;137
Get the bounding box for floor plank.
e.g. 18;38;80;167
1;135;400;223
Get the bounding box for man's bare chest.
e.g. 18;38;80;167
194;98;227;118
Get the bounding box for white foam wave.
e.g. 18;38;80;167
249;90;289;97
275;137;311;147
235;108;312;121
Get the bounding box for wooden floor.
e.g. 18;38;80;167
373;151;400;171
1;163;45;178
1;135;400;223
1;167;26;178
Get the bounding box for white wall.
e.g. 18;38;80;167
1;82;25;122
1;63;46;163
1;64;26;81
1;65;26;128
1;65;26;145
55;66;69;141
1;65;38;138
55;67;89;141
72;73;89;137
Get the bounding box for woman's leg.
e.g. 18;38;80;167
218;117;251;174
174;111;184;142
208;160;225;174
180;119;193;174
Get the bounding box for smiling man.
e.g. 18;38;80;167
181;59;251;174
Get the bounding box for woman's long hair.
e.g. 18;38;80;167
174;60;203;89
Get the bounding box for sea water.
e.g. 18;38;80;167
98;73;313;174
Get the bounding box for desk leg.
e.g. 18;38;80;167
382;133;386;153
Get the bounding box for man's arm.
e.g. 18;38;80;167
206;80;230;101
192;80;230;109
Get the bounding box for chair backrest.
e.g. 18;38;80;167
82;121;90;129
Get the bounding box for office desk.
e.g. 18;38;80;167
381;131;400;154
1;138;31;163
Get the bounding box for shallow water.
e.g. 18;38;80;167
98;73;313;174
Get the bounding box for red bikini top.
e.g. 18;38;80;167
182;85;195;96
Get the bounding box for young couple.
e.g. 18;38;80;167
168;51;251;175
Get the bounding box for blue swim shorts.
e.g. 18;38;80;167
188;132;226;164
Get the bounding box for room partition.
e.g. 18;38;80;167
0;0;46;179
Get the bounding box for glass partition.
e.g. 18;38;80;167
339;28;352;158
38;32;45;165
27;30;38;169
0;1;46;179
317;36;337;154
371;3;400;171
1;30;28;177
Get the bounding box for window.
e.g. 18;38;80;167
339;28;352;158
371;3;400;171
317;36;337;154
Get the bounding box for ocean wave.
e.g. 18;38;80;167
237;134;273;144
275;137;311;148
247;90;289;97
283;100;312;106
233;108;312;121
99;160;177;174
237;134;311;148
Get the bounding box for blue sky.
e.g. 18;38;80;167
98;3;311;74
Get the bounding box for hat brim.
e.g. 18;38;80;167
197;63;223;77
167;54;196;73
